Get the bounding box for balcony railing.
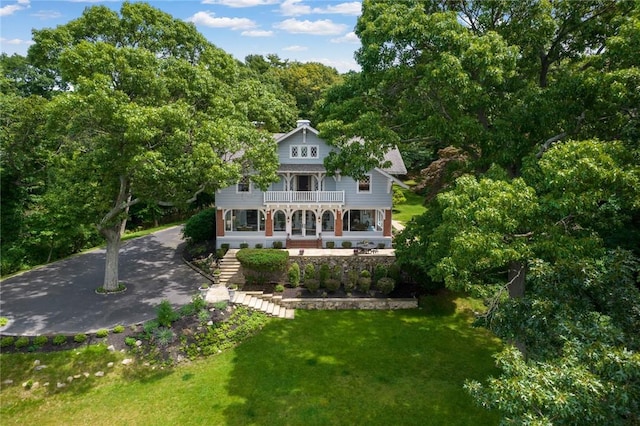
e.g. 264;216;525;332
264;190;344;204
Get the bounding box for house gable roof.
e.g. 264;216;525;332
275;121;407;177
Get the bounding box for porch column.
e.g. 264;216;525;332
335;209;343;236
216;209;225;237
383;209;392;237
265;210;273;237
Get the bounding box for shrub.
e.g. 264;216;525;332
198;309;211;325
377;277;396;295
255;243;263;249
180;302;196;317
53;335;67;345
272;241;283;249
332;265;343;281
221;243;230;251
213;301;228;310
96;329;109;338
182;208;217;244
112;325;125;334
305;278;320;293
0;316;8;327
154;328;175;347
374;264;388;284
358;277;372;293
74;334;87;343
388;263;402;283
377;243;386;249
288;263;301;286
239;242;249;249
319;264;331;287
236;249;289;273
275;283;285;293
33;335;48;346
341;241;352;248
144;320;160;337
0;336;15;348
344;270;358;292
14;337;29;349
358;271;372;293
216;248;227;259
326;241;335;249
304;263;316;280
325;278;341;293
393;184;407;205
125;337;137;347
192;294;207;311
156;300;178;327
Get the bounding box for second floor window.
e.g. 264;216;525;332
290;145;319;159
237;176;250;193
357;175;371;193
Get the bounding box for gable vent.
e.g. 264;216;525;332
296;119;311;127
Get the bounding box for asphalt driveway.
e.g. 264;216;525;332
0;226;208;335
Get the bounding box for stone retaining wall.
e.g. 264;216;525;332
288;255;396;278
280;297;417;310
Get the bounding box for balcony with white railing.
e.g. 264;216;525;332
264;191;345;205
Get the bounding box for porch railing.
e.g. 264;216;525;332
264;191;344;204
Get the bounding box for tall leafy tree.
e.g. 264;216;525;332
26;3;284;291
316;0;638;177
338;1;640;422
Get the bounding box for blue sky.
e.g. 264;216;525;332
0;0;362;72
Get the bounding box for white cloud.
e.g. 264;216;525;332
0;0;30;17
0;37;34;46
283;45;308;52
330;31;359;44
31;10;62;20
187;11;256;30
274;18;347;35
202;0;279;6
308;57;360;73
313;2;361;16
241;30;274;37
280;0;310;17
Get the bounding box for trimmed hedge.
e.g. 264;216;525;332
236;249;289;272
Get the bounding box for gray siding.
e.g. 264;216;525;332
277;131;332;165
338;170;392;209
216;184;264;209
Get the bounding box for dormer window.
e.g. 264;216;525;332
290;144;319;159
357;174;371;193
237;176;251;193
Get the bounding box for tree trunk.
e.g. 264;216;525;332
508;260;527;357
101;222;125;291
507;260;526;298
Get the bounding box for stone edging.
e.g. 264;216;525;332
280;297;417;310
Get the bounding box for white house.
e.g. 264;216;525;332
215;120;407;249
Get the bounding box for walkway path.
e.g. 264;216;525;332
0;226;206;335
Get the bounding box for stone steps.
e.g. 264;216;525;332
231;290;294;320
218;249;241;287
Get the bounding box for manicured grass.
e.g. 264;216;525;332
393;186;427;224
1;294;501;425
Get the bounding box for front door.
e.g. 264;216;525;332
297;175;310;191
291;210;316;237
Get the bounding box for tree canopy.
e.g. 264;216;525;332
318;0;640;423
0;3;296;287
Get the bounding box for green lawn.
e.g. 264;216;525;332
393;185;427;224
1;294;501;425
